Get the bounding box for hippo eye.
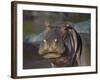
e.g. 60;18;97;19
54;39;57;42
66;24;70;27
43;39;47;43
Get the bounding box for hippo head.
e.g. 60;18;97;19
38;21;69;59
38;21;80;67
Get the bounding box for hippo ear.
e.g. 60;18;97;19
44;21;51;31
64;22;74;30
60;22;74;38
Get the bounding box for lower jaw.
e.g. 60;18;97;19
42;53;62;59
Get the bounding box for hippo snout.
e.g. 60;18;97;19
39;38;65;59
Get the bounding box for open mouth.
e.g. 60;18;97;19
40;52;62;59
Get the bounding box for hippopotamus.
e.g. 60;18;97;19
37;21;82;67
23;20;82;68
